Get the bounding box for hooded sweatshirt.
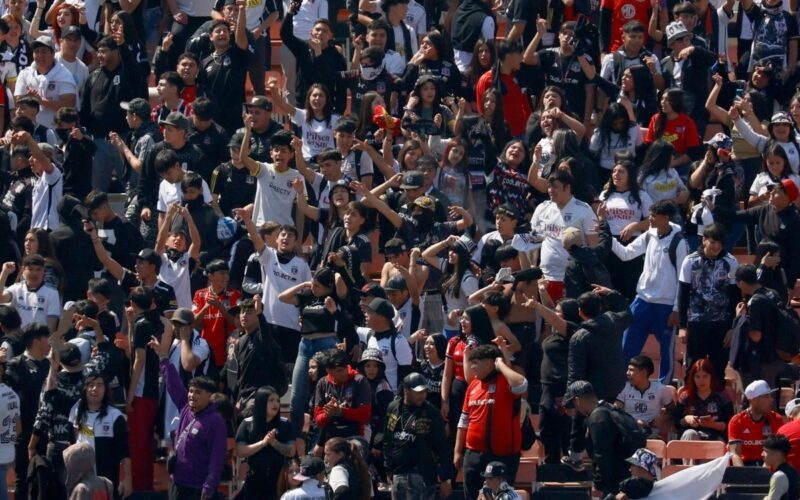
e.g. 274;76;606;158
63;442;113;500
313;366;372;440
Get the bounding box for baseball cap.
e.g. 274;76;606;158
360;282;387;299
403;372;427;392
413;196;436;212
171;308;194;325
62;25;81;39
744;380;778;400
666;21;690;44
31;35;55;51
228;131;247;149
159;111;190;130
384;238;408;256
453;235;476;255
481;461;509;478
705;132;733;152
293;456;325;482
245;95;273;111
770;112;794;127
778;178;800;202
135;248;162;266
626;449;659;478
785;398;800;418
495;203;520;220
384;275;407;292
400;171;424;189
366;298;395;322
58;343;83;369
120;98;151;119
563;380;595;409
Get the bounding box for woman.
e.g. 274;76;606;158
749;144;800;208
356;348;392;484
645;88;701;179
403;30;463;99
0;14;31;88
235;385;296;500
68;374;131;497
638;139;689;205
674;358;732;442
276;458;302;497
525;86;583;147
530;132;598;205
30;1;82;51
420;333;447;410
732;111;800;174
589;99;642;185
436;139;475;211
486;140;534;221
394;139;424;173
461;39;495;108
620;66;658;128
324;436;372;500
533;108;586;181
421;235;480;336
354;91;384;141
598;156;652;299
21;228;64;293
270;83;340;160
402;74;454;138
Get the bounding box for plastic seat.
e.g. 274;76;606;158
662;464;690;477
646;439;667;465
665;440;726;462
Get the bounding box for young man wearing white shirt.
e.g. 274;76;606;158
54;26;88;103
529;170;598;301
7;131;63;231
614;355;675;436
0;254;61;332
154;148;212;228
154;203;202;309
382;0;418;63
605;199;688;382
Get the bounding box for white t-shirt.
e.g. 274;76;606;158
453;17;495;71
641;169;687;203
284;0;328;40
4;281;61;327
384;50;406;77
280;480;327;500
616;381;673;425
472;230;507;265
749;172;800;196
598;190;653;236
341;149;373;181
367;331;413;391
589;125;643;170
156;177;212;212
440;261;479;315
14;62;78;129
258;247;312;330
68;402;125;450
158;252;193;309
405;0;427;37
164;332;210;435
391;23;418;62
54;54;89;106
252;161;304;225
292;109;339;160
530;197;597;281
31;166;63;231
0;384;19;464
242;0;269;30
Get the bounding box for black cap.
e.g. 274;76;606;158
228;131;247;149
403;372;427;392
360;282;386;299
563;380;595;409
384;275;407;292
366;298;394;322
135;248;161;266
245;95;273;111
58;343;83;369
400;171;424;189
171;308;194;325
294;456;325;481
495;203;520;220
481;461;509;478
120;98;151;119
384;238;408;256
159;111;190;130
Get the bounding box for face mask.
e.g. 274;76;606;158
166;248;183;262
360;62;383;81
184;197;204;210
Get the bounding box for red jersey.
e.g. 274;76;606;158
182;85;198;105
446;336;467;381
459;372;523;455
778;420;800;471
601;0;652;52
728;409;785;463
645;113;700;155
475;70;532;136
192;287;240;367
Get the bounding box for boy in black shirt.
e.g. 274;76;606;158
187;98;230;180
210;131;257;216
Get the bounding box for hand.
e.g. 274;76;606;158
109;131;124;149
643;55;657;73
291;136;303;152
161;32;174;51
114;333;131;359
349;180;368;195
727;105;740;122
140;207;152;221
167;202;181;217
353;34;365;50
291;176;305;194
723;329;733;348
406;96;419;109
112;28;125;46
410;329;427;344
69;127;85;142
619;222;638;242
676;46;695;61
251;27;262;39
118;478;132;498
324;296;337;314
678;328;688;345
10;131;32;145
590;284;613;296
736;301;747;317
388;173;403;188
309;37;322;55
712;73;723;87
667;311;679;328
262;428;277;446
448;205;467;220
492;337;510;362
173;12;188;24
1;262;15;274
433;113;443;130
536;15;547;35
232;207;251;223
439;479;452;498
453;450;464;471
327;252;345;267
410;247;421;260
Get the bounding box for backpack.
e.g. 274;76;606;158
519;398;536;451
756;291;800;362
602;402;648;457
645;231;685;269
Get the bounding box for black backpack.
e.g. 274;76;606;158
601;402;648;457
645;231;685;269
755;291;800;361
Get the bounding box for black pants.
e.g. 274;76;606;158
269;324;301;364
243;471;279;500
46;441;69;500
686;320;730;384
540;384;570;464
604;245;643;301
170;482;205;500
445;378;468;481
569;411;586;454
462;449;519;500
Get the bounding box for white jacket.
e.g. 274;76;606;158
611;222;688;307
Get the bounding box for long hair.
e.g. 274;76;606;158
465;39;495;88
51;3;79;41
653;88;686;139
325;186;356;230
537;85;570;114
355;91;381;138
638;139;674;182
409;74;443;112
601;157;644;209
499;139;531;170
442;138;470;174
597;103;632;153
276;458;301;497
482;87;507;146
26;228;55;258
398;139;422;171
463;304;493;344
761;143;792;179
441;243;471;299
325;437;372;500
251;385;280;437
303;83;333;126
625;66;657;110
552;129;582;163
74;375;111;430
110;11;141;45
683;358;722;408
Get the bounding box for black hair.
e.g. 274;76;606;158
209;19;231;33
463;304;493;344
763;434;791;454
577;291;602;318
154;149;180;174
160;71;184;92
252;385;281;436
0;19;9;35
597;103;632;154
325;348;351;368
270;130;294;150
177;52;199;66
84;190;108;211
15;97;40;111
206;259;229;274
128;286;154;310
428;332;447;361
469;343;502;360
22;253;45;268
181;170;203;191
762;143;792;179
497;40;522;60
96;36;119;51
735;264;759;285
600;155;644;209
755;240;781;267
547;169;574;189
75;299;98;319
557;297;581;324
622;20;645;33
493;244;518;263
55;107;79;125
75;374;111;430
639;139;675;182
334;117;358;134
441;240;471;300
87;278;112;299
628;355;655;376
189;376;217;393
702;223;727;245
367;17;390;34
482;290;511;320
649;199;677;217
278;224;299;239
654;88;686;139
361;46;385;65
0;306;21;330
22;322;50;348
191;98;214;120
317;148;343;164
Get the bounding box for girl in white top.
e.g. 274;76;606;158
749;143;800;208
638;139;689;204
589;98;642;173
269;82;340;160
599;158;653;240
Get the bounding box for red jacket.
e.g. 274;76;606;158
313;366;372;438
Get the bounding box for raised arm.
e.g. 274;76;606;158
0;262;15;303
523;17;547;66
84;221;125;281
234;0;248;50
238;119;261;176
278;281;311;306
291;137;316;184
266;78;297;116
155;203;179;254
421;237;456;270
350;180;403;228
233;208;265;254
292;177;319;221
705;74;732;125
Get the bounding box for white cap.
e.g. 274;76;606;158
744;380;777;400
666;21;690;44
785;398;800;418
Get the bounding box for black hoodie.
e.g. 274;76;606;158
49;196;98;301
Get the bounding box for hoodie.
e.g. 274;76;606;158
313;366;372;440
567;290;631;402
49;195;99;301
63;442;113;500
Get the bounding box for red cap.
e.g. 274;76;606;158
781;178;799;202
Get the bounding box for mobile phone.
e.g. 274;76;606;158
735;87;744;98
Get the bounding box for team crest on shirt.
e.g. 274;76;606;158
113;75;120;85
564;214;572;222
621;4;636;18
442;67;450;77
291;266;298;274
47;82;55;91
708;402;718;412
223;56;231;66
570;62;581;72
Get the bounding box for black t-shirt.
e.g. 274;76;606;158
235;415;294;474
296;290;337;335
187;125;230;183
507;0;541;47
201;45;250;132
420;360;444;409
748;287;781;361
536;48;593;118
131;310;163;399
211;162;258;215
119;271;178;316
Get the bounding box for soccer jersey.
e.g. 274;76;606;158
0;384;19;463
616;381;673;424
258;247;311;330
31;166;63;230
728;409;785;463
292;109;339;160
530;197;597;281
599;190;653;236
4;282;61;327
158;252;194;309
252;161;304;225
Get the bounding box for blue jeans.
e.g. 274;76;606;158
290;335;338;435
622;297;676;383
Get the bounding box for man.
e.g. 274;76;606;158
529;170;598;302
564;381;629;498
237;95;281;162
281;4;347;113
12;99;56;145
7;131;62;231
599;21;663;88
606;199;688;383
382;0;418;63
333;118;374;187
154;322;227;500
762;434;800;500
455;343;528;500
109;98;163;206
210;132;257;215
85;190;143;272
79;36;143;193
778;398;800;471
364;297;413;391
477;461;522;500
354;19;405;77
229;299;287;413
281;456;327;499
563;287;631;471
728;380;785;466
55;25;89;97
0;255;60;331
734;264;788;388
153;149;212;227
475;40;531;140
152;71;192;125
600;0;656;55
383;372;451;499
614;355;674;437
741;0;799;73
313;348;372;446
49;195;100;302
187;98;229;178
53;107;95;201
198;0;249;133
14;35;76;129
474;204;519;271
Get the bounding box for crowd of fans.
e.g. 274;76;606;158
0;0;798;498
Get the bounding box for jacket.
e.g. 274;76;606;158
382;398;449;482
586;402;631;496
63;442;114;500
161;358;227;497
564;220;613;299
567;290;631;401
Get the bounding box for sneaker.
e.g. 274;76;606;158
560;455;586;472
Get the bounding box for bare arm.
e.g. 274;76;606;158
154;204;178;254
278;281;311;305
179;335;200;372
351;180;403;228
84;223;125;280
523;18;547;66
234;0;248;50
185;206;204;260
235;208;266;254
